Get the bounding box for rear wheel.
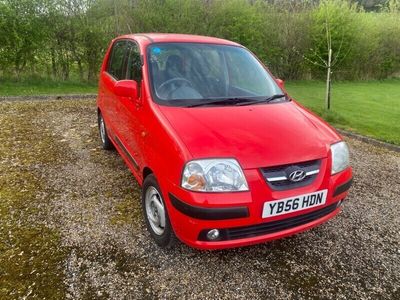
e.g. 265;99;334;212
142;174;176;248
98;112;114;150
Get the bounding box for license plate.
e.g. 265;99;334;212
262;190;328;218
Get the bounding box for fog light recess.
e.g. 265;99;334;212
206;229;220;241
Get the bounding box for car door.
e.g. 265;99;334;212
100;40;128;138
115;40;143;172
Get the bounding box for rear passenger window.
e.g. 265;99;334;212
107;41;127;80
126;42;142;82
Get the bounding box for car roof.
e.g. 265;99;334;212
117;33;241;47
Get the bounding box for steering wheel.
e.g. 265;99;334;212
157;77;193;98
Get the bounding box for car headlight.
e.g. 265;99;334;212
181;159;249;192
331;141;350;174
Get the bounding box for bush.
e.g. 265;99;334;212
0;0;399;81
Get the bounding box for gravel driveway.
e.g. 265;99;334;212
0;98;399;299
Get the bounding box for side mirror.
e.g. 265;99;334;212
114;80;138;99
276;78;285;91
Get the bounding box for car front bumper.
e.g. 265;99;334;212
163;165;353;250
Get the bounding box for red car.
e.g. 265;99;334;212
97;33;353;250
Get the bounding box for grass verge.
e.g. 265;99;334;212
0;78;97;96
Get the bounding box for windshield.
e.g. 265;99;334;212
147;43;284;107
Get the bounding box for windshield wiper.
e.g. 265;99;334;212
235;94;286;106
186;94;287;108
186;97;257;108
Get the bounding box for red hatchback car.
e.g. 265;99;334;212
97;33;353;250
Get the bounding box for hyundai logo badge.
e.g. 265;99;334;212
288;169;306;182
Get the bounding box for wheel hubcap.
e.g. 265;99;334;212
145;187;166;235
99;117;106;144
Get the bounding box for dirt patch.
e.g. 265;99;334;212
0;98;399;299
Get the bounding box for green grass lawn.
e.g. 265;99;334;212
0;78;97;96
286;80;400;145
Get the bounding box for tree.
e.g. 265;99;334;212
0;0;48;77
306;0;358;110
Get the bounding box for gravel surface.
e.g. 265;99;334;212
0;98;399;299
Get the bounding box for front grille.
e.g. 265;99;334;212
260;159;321;191
198;202;340;241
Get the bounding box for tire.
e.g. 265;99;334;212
142;174;176;248
98;111;114;150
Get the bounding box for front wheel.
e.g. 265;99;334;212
98;112;114;150
142;174;176;248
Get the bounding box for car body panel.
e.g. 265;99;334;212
158;101;340;169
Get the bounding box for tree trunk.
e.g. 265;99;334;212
61;51;69;81
77;59;84;81
114;0;120;34
51;47;57;79
325;48;332;110
87;60;97;82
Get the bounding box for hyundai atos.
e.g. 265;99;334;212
97;33;353;250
